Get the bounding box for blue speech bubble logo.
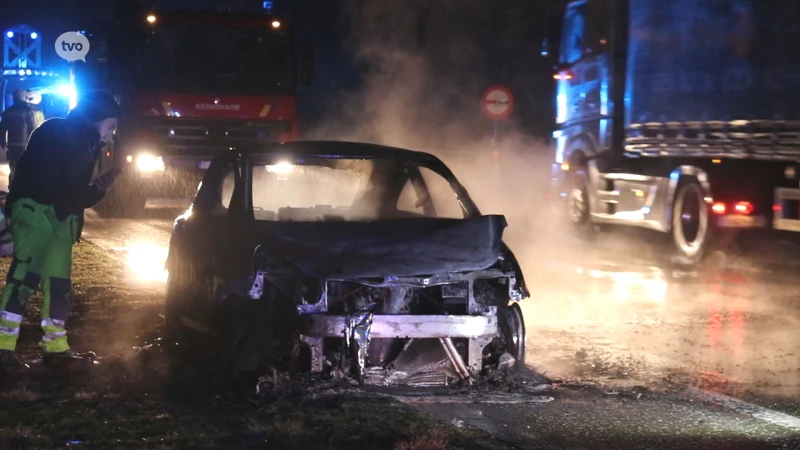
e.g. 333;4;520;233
55;31;90;62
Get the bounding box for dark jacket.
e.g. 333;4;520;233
6;115;107;238
0;101;42;149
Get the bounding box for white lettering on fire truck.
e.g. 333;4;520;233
195;103;241;111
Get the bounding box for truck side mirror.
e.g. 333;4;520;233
539;6;558;58
299;42;314;86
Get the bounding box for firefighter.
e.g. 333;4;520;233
0;91;122;372
0;89;44;185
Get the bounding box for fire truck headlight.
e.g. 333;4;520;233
136;154;165;172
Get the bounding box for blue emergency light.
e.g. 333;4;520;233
263;1;274;11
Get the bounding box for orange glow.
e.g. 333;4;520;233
711;202;726;214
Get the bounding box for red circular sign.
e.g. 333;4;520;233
481;85;514;120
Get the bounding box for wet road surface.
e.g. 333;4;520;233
82;211;800;448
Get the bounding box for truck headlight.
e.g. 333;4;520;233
136;154;165;172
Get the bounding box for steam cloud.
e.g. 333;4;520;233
297;0;800;398
304;0;561;262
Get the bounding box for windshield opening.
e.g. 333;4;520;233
217;158;464;222
135;25;293;95
251;162;365;221
560;1;587;65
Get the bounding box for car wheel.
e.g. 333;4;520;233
163;268;190;364
670;179;709;266
483;302;526;369
497;302;525;364
219;281;301;383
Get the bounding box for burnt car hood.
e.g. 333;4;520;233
252;215;508;279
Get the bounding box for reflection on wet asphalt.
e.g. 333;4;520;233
82;213;800;447
522;242;800;399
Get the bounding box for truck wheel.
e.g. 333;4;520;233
566;169;598;240
670;179;709;265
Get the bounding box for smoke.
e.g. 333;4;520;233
302;0;561;268
291;0;800;400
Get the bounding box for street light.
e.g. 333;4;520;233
30;32;37;39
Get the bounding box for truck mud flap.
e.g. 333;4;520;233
774;188;800;232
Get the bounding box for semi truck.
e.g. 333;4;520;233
547;0;800;264
71;3;313;217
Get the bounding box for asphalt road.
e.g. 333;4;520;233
82;209;800;448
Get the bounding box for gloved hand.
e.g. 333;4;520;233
94;168;122;192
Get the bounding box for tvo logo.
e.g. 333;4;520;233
55;31;90;62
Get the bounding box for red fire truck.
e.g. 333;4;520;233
71;4;313;217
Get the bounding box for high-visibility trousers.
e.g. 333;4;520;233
0;198;79;353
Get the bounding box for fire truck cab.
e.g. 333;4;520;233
72;4;313;217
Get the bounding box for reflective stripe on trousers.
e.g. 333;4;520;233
41;318;68;352
0;310;23;350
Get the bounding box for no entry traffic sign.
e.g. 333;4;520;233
481;85;514;120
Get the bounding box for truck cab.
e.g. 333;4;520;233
548;0;800;265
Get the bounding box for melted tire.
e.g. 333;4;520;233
497;302;526;364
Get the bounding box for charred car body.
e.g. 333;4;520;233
164;141;529;385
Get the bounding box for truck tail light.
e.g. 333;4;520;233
733;201;753;215
712;201;754;215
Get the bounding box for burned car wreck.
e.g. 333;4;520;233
164;140;530;386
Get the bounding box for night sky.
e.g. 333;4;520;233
1;0;561;142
